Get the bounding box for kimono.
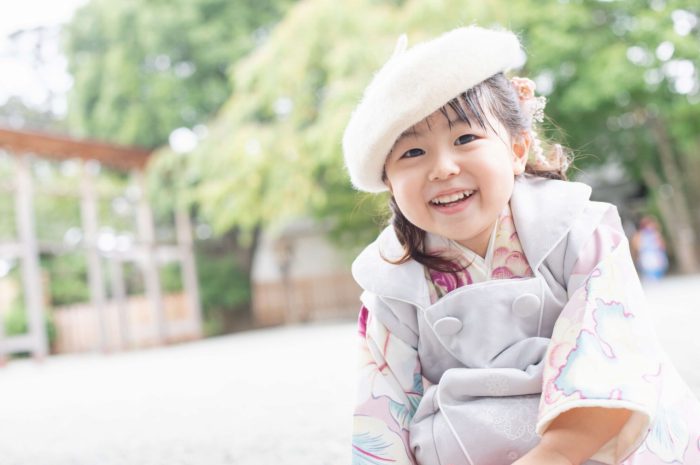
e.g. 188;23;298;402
351;174;700;465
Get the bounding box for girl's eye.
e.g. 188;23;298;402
401;148;425;159
455;134;477;146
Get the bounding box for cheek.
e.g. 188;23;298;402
387;171;419;198
391;181;427;224
478;162;514;198
393;183;422;212
489;176;515;205
483;155;518;184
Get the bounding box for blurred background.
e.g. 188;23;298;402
0;0;699;464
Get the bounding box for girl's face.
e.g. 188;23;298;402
384;106;529;257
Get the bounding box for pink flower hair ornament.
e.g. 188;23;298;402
510;76;547;126
510;76;552;169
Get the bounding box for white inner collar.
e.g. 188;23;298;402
449;217;500;276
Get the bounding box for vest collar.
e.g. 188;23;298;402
510;174;591;272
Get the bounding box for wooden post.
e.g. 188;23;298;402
175;209;202;337
0;263;6;364
15;155;48;358
107;257;130;350
80;160;109;352
133;170;166;344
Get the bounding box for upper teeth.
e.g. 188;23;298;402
431;190;474;205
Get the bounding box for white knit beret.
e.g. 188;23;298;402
342;26;523;192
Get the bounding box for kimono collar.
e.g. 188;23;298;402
351;174;592;308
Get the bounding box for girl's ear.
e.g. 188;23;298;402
511;130;531;175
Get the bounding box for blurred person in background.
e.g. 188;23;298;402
631;215;669;281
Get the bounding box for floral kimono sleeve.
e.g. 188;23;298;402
538;208;662;464
353;305;423;465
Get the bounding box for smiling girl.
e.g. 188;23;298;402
343;26;700;465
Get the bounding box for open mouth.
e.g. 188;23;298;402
429;190;476;207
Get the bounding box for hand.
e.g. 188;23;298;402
513;407;632;465
511;443;574;465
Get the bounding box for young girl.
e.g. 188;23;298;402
343;26;700;465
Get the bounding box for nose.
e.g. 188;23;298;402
428;149;460;181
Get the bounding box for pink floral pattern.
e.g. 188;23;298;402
427;208;533;301
354;307;422;465
427;268;472;296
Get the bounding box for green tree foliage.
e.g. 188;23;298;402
501;0;700;270
152;0;700;269
64;0;293;148
195;244;252;334
150;0;400;250
43;253;89;306
3;276;57;352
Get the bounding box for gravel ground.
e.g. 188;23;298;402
0;274;698;465
644;274;700;394
0;323;356;465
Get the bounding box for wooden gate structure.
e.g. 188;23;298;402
0;127;202;360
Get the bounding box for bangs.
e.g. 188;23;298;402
438;86;497;134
